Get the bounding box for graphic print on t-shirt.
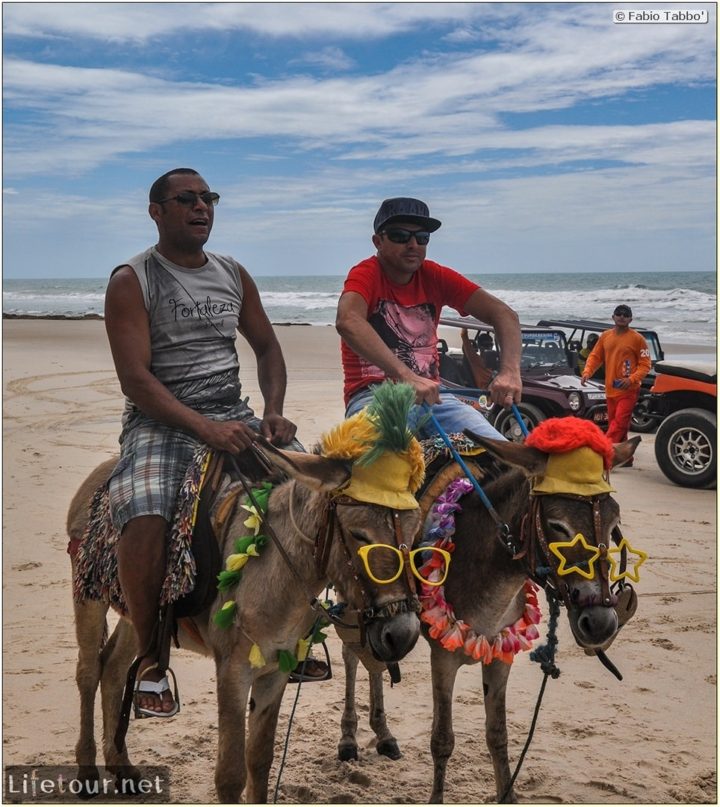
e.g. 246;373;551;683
367;299;438;379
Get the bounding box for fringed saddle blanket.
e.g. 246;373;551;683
73;445;213;613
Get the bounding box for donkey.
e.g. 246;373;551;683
68;407;426;803
337;423;641;803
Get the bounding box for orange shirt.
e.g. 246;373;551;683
582;328;652;398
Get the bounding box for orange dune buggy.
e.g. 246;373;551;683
646;361;716;489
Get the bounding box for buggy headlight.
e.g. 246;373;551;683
568;392;581;411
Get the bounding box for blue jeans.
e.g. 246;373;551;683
345;386;506;441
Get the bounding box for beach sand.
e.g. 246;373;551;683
3;320;716;804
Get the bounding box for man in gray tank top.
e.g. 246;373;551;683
105;168;305;717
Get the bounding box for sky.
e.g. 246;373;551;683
2;1;717;279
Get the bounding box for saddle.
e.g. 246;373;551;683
71;445;279;620
415;433;505;530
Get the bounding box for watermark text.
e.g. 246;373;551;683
613;9;708;23
4;766;170;803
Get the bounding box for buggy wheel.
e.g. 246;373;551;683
493;403;545;443
630;399;658;434
654;408;716;488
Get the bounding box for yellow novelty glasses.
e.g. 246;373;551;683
548;533;648;583
357;544;451;587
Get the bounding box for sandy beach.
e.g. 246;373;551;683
3;320;716;804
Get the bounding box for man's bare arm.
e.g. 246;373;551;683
464;288;522;406
236;266;297;444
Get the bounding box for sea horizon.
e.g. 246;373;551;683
3;269;716;349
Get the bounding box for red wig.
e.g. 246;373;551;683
525;417;615;469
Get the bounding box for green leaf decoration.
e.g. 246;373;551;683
213;600;237;629
215;484;274;607
361;381;416;465
234;534;257;554
250;482;273;514
217;569;243;592
278;649;298;674
311;628;328;644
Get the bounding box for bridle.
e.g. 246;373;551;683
232;453;420;643
313;494;421;646
517;492;629;610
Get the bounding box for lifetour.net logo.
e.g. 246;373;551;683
613;8;709;23
4;766;170;803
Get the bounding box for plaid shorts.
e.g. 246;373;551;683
107;400;304;532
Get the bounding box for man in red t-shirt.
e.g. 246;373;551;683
336;197;522;439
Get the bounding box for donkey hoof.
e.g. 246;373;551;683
376;739;401;760
111;766;146;797
338;744;359;762
73;767;101;801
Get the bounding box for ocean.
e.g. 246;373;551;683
3;270;716;348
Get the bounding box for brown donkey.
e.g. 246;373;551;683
337;424;641;803
68;411;427;803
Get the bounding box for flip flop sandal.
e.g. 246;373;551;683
133;664;181;719
288;641;332;684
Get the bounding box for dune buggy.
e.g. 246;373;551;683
645;360;716;489
437;316;608;441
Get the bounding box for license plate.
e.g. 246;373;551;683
587;393;606;400
593;412;608;423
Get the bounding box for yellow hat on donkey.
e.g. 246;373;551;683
525;418;615;497
321;383;425;510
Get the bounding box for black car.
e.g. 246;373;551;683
536;318;665;433
437;317;608;441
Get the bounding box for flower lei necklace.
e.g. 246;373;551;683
417;477;541;665
212;482;322;671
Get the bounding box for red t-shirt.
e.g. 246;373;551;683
340;256;479;404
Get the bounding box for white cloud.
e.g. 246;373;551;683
291;46;356;72
1;2;487;43
2;1;715;178
2;3;715;277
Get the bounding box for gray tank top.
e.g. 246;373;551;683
116;246;244;413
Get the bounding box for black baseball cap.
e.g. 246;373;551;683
613;305;632;317
373;197;442;234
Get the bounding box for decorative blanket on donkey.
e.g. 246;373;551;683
73;445;212;613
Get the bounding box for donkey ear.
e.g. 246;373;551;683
463;429;548;476
611;435;641;468
254;438;351;492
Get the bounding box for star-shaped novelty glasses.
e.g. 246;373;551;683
548;533;647;583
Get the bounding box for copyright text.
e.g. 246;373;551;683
613;8;708;23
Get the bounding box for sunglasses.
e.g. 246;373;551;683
156;191;220;207
381;228;431;246
614;311;631;318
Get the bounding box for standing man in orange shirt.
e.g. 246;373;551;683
581;304;652;453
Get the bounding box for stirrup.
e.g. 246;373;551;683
133;663;181;719
288;641;332;684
